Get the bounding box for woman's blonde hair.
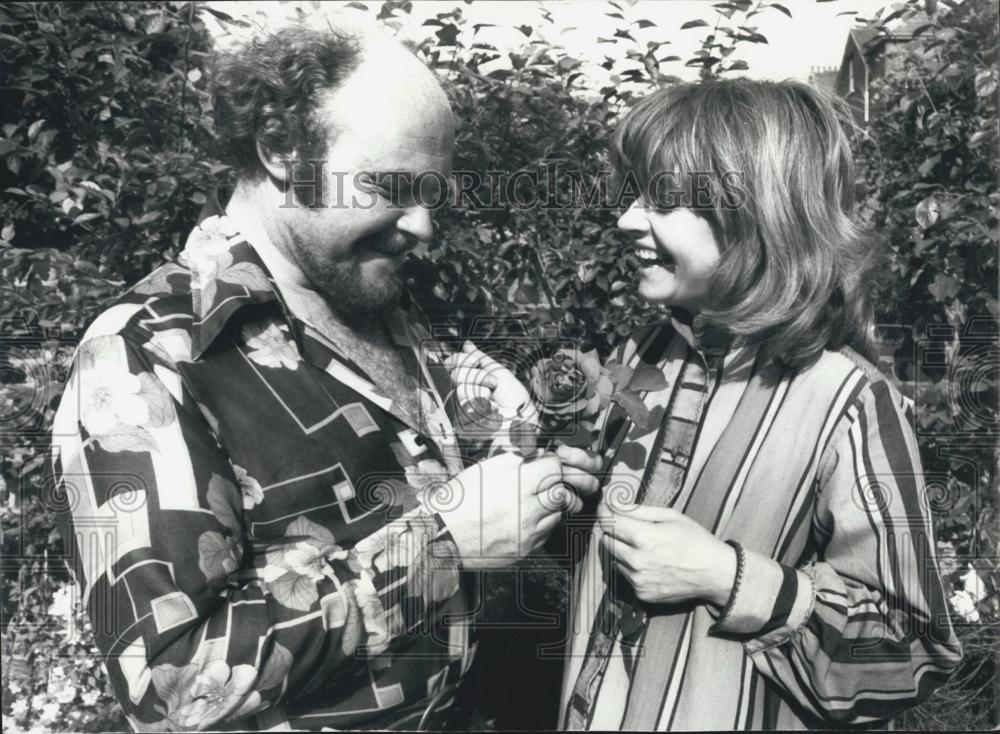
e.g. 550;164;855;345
611;78;881;369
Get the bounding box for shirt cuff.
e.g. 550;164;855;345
427;511;464;567
709;549;815;650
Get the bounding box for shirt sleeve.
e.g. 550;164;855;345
709;376;963;724
52;332;462;732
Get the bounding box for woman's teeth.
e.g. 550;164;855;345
635;248;671;267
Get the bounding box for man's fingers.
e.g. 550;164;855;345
556;445;603;474
536;482;586;514
522;454;564;494
565;492;584;514
561;469;600;497
536;511;563;537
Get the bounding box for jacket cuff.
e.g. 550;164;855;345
710;549;815;648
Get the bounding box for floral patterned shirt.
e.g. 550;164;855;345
52;214;475;731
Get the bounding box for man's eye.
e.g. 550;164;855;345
365;174;411;204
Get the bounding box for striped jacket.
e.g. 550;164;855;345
560;318;962;730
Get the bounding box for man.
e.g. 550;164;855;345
52;23;594;731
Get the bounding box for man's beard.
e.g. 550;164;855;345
299;248;404;324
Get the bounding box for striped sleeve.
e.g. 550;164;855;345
712;376;962;724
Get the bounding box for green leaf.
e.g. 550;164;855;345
26;119;45;141
928;273;961;301
509;418;539;456
975;70;998;98
604;361;634;391
613;390;654;432
133;210;162;226
769;3;792;18
918;155;941;177
680;19;709;29
626;363;668;392
915;196;940;229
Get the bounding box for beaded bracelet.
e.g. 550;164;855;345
718;539;746;622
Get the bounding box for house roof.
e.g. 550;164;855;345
850;10;934;57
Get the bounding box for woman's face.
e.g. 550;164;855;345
617;198;722;312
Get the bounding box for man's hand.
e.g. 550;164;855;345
425;452;573;567
555;445;603;512
597;502;737;607
444;341;539;422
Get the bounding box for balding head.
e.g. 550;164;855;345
213;20;453;179
317;34;455;164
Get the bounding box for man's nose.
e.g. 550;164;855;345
616;197;648;233
396;204;434;242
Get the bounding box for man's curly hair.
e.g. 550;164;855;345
212;25;363;178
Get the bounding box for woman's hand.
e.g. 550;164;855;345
444;341;539;422
597;502;737;607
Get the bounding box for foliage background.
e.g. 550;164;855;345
0;0;996;730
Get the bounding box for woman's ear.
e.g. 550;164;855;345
255;139;294;182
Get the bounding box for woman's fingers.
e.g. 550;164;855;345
456;383;492;402
596;503;641;547
452;366;499;403
448;362;498;385
608;503;680;524
600;531;637;570
444;342;500;371
461;340;503;371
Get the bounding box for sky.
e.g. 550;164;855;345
205;0;896;83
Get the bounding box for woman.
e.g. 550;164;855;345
452;78;962;730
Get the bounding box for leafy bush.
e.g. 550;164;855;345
853;0;999;727
1;0;996;730
1;2;221;730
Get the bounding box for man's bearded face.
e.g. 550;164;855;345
277;64;455;323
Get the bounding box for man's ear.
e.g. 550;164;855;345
256;139;294;182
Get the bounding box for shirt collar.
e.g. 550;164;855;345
668;308;748;370
182;212;283;359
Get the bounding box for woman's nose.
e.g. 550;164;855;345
616;198;648;233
